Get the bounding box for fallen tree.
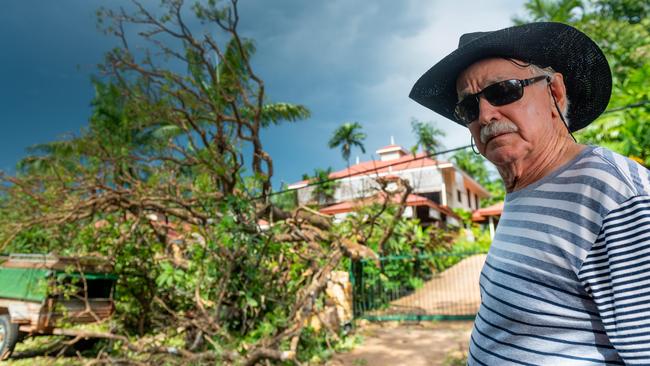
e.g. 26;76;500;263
0;1;420;364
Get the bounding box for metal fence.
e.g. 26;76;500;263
350;252;487;321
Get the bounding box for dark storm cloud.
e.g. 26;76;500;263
0;0;525;184
237;1;430;103
233;0;526;185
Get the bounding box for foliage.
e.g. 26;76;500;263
341;210;452;257
451;207;492;252
518;0;585;23
410;118;446;154
443;349;469;366
451;150;489;186
270;183;298;211
0;1;399;364
295;327;361;364
301;167;339;205
453;226;493;254
340;195;471;314
516;0;650;166
328;122;367;166
451;149;505;206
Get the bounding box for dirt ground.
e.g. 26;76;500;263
329;321;474;366
327;255;483;365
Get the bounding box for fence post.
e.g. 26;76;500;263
350;259;364;318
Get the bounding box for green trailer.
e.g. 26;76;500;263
0;254;116;360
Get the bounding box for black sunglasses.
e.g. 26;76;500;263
454;75;550;125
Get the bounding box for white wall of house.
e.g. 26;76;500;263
292;144;489;211
379;151;403;161
333;167;445;202
443;168;485;211
295;164;486;210
296;166;446;206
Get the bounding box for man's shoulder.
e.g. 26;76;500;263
513;145;650;215
584;146;650;197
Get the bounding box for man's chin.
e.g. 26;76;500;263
485;147;522;166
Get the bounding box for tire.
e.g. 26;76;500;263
0;314;19;361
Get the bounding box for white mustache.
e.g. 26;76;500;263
480;121;519;144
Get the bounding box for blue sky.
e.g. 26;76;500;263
0;0;526;187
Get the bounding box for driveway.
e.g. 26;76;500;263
329;321;474;366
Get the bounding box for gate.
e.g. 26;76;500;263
350;252;487;321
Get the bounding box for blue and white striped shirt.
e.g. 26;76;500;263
469;146;650;365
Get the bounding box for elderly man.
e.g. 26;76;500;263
410;22;650;364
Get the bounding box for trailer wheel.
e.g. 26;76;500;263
0;314;19;360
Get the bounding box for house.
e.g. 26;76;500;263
288;143;491;227
472;201;504;238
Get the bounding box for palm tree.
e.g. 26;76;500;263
513;0;583;24
328;123;366;202
411;119;445;155
328;122;367;168
451;149;490;186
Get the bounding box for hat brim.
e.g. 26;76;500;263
409;22;611;132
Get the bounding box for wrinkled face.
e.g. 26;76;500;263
456;58;559;166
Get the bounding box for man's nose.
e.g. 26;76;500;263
477;96;503;125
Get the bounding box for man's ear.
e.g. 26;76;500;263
549;73;568;118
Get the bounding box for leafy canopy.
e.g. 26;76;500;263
328;122;367;164
517;0;650;166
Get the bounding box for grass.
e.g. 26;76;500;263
442;342;469;366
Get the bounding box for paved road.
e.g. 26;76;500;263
390;254;486;316
329;321;474;366
330;255;486;365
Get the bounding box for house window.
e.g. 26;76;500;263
475;194;479;209
457;190;462;203
466;188;471;207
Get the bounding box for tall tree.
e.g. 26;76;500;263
451;150;490;185
517;0;584;23
410;119;446;155
328;122;367;168
0;1;403;364
301;167;339;205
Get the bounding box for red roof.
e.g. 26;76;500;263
320;193;458;219
288;152;447;188
472;201;504;222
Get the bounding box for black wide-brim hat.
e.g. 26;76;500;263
409;22;612;132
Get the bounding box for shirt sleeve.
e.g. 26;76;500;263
578;195;650;364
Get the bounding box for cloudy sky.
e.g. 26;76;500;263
0;0;527;187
